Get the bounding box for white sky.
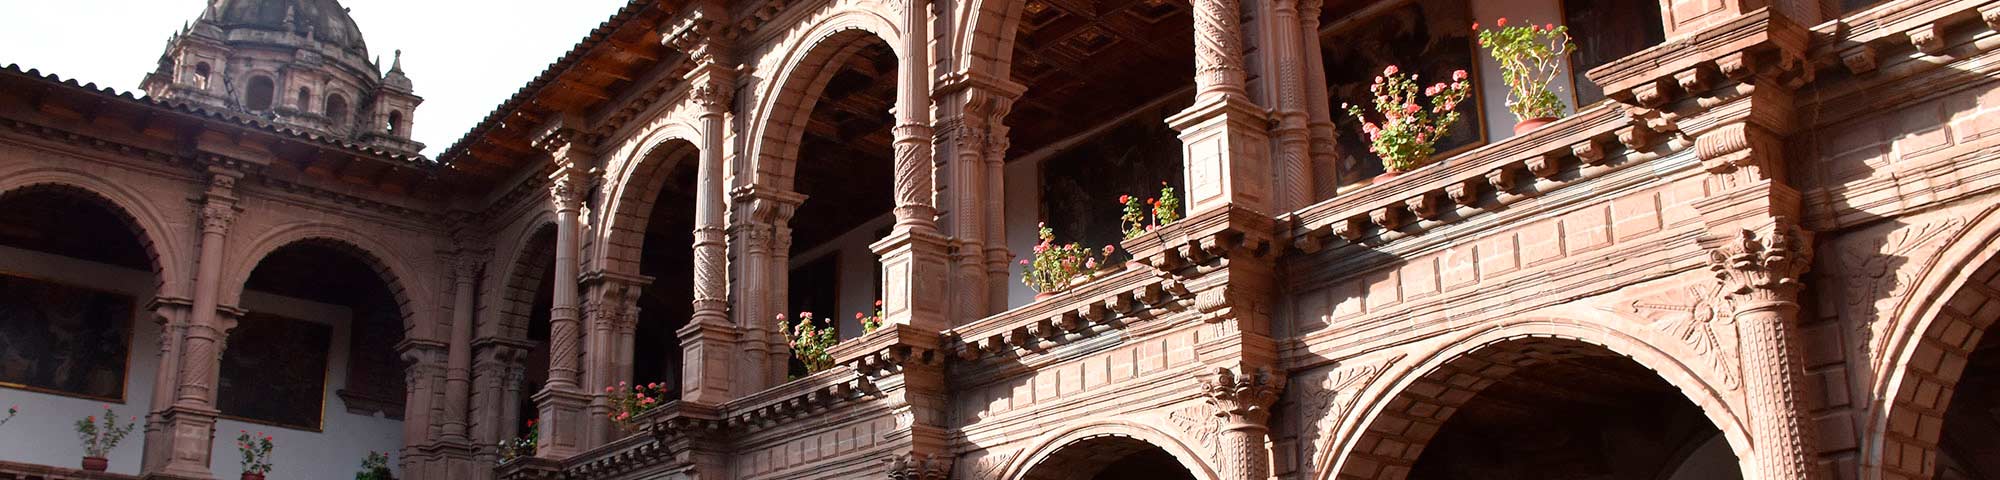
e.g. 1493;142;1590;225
0;0;632;157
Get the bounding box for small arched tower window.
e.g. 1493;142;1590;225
387;110;404;137
296;88;311;112
245;76;275;111
326;94;349;126
192;62;211;90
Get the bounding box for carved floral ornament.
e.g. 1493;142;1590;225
885;453;953;480
1705;221;1814;303
1843;218;1967;363
1198;365;1285;426
1301;354;1402;473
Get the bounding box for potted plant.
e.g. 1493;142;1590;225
496;420;537;465
1475;18;1572;134
355;451;394;480
1342;65;1473;181
1019;222;1114;300
237;430;274;480
781;309;883;374
1119;182;1183;269
605;381;673;429
74;405;136;472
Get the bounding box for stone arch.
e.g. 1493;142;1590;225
1004;419;1222;480
743;7;902;192
954;0;1030;83
595;124;700;277
1863;203;2000;479
222;222;428;339
1318;317;1752;480
493;221;559;342
0;166;188;299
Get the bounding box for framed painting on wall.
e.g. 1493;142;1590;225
0;273;134;401
1320;0;1488;184
218;311;332;431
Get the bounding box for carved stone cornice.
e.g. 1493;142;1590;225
1197;365;1284;428
1702;220;1814;304
828;324;944;377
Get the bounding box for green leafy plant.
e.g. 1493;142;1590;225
496;419;537;465
605;381;672;427
1120;194;1148;240
855;300;885;334
782;312;839;373
1119;183;1185;240
1476;18;1572;121
1342;65;1473;172
1019;223;1114;294
1154;183;1182;227
355;451;393;480
75;406;137;458
1;403;17;429
236;430;274;475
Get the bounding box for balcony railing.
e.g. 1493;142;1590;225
0;461;137;480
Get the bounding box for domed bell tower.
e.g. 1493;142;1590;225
140;0;425;156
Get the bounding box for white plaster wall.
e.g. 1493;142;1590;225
0;245;156;474
1469;0;1581;142
210;291;403;480
0;244;402;477
789;212;895;339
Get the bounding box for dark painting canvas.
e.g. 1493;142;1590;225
219;311;332;431
1322;0;1487;182
0;273;134;401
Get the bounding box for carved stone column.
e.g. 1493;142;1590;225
534;135;592;459
153;167;241;479
892;0;937;232
1296;0;1339;199
981;123;1014;315
1198;366;1285;480
1266;0;1315;210
1704;223;1817;480
1170;0;1273;216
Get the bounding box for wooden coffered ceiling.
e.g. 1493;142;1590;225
1005;0;1195;159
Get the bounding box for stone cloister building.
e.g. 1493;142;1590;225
2;0;1999;479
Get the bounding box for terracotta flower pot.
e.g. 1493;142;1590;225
242;473;265;480
1513;116;1557;135
81;456;107;472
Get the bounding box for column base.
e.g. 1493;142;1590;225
1166;94;1274;216
871;229;953;332
532;387;591;459
152;405;220;479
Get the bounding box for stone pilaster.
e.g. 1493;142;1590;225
470;340;528;476
534;130;592;459
1198;366;1285;480
582;270;646;445
729;185;804;393
1171;0;1272;216
140;297;190;475
1296;0;1339;199
441;253;482;444
398;341;447;475
151;167;241;480
933;73;1024;323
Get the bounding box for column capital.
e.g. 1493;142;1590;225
1197;364;1285;428
198;202;237;235
883;453;953;480
1702;219;1813;304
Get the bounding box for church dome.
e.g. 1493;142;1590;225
209;0;370;53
